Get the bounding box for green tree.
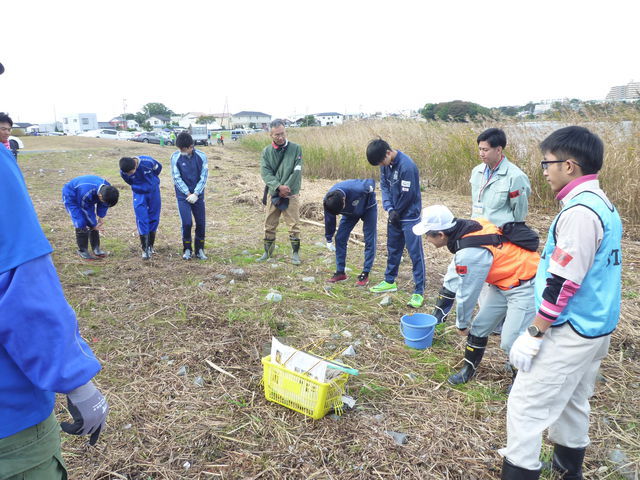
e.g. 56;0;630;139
141;102;174;117
300;115;317;127
196;115;216;124
420;100;491;122
420;103;437;120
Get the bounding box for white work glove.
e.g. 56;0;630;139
186;193;198;204
61;381;109;445
509;333;543;372
326;241;336;252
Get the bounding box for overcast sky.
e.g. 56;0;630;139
3;0;639;123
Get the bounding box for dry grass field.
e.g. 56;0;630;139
16;135;640;479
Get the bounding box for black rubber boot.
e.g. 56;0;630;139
448;334;488;385
148;231;156;254
257;239;275;262
195;238;207;260
140;234;151;260
433;286;455;323
506;364;518;395
76;228;97;260
501;458;541;479
290;237;301;265
89;229;107;257
552;444;586;480
183;240;192;260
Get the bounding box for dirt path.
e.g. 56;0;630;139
18;138;640;479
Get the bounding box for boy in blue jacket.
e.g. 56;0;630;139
0;144;109;478
323;179;377;286
62;175;119;260
120;156;162;259
170;132;209;260
366;138;425;308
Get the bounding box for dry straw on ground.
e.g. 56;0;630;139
17;135;640;479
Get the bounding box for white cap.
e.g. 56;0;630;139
412;205;457;236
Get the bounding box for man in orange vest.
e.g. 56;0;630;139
413;205;539;386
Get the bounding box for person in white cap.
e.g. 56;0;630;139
413;205;539;387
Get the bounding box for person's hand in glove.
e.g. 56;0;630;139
509;333;543;372
186;193;198;204
61;381;109;446
388;209;401;228
326;241;336;252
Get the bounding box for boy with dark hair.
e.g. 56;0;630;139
0;112;18;160
119;155;162;260
62;175;119;260
171;132;209;260
323;179;377;285
366;138;425;308
499;126;622;479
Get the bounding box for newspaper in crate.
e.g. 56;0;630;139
270;337;342;382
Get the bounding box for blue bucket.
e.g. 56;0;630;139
400;313;437;349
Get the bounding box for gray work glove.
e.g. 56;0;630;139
186;193;198;204
326;241;336;252
61;381;109;446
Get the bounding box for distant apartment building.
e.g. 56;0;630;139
232;111;271;129
606;81;640;101
62;113;98;135
315;112;344;126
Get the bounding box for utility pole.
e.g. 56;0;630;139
222;96;230;130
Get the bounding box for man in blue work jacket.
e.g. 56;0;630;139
323;178;377;286
171;132;209;260
0;141;109;478
366;138;425;308
120;155;162;259
62;175;119;260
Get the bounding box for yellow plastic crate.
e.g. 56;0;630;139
261;355;349;419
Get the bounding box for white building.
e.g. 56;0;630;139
232;111;271;129
314;112;344;126
62;113;98;135
147;115;170;128
606;81;640;101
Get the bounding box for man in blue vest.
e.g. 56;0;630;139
120;155;162;260
62;175;119;260
323;179;377;286
0;140;109;478
171;132;209;260
499;126;623;480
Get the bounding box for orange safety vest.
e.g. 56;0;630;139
461;219;540;290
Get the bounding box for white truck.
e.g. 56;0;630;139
189;125;209;146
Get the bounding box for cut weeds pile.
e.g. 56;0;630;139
19;137;640;479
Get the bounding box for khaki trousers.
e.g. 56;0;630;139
499;324;610;470
264;195;301;240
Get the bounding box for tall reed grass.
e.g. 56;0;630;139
241;115;640;228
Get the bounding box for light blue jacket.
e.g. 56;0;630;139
469;156;530;227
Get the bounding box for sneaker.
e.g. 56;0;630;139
327;272;348;283
369;280;398;293
407;294;424;308
195;249;208;260
78;250;99;261
182;249;192;260
355;272;370;287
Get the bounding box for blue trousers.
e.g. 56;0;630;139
133;189;161;235
384;219;425;294
335;206;377;273
177;196;206;247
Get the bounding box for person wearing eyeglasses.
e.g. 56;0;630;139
499;126;623;480
257;119;303;265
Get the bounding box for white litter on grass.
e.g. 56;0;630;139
342;345;356;356
341;395;356;408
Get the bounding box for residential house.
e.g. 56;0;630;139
231;111;271;129
178;112;207;129
109;117;139;130
10;122;33;136
314;112;344;126
62;113;98;135
211;113;232;130
147;115;170;129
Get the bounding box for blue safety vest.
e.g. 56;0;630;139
535;191;622;337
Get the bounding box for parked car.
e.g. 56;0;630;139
78;129;119;140
128;132;174;145
231;129;250;141
189;125;209;146
8;135;24;148
116;131;135;141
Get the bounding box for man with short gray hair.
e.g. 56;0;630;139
258;120;303;264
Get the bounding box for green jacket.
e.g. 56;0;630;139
260;141;303;195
